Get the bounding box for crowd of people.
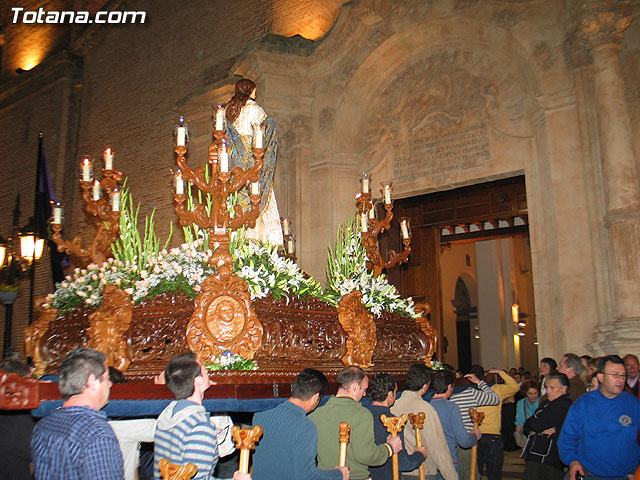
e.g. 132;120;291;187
1;349;639;480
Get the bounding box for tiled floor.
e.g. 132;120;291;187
479;449;526;480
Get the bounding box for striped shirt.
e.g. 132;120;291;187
450;381;500;431
30;405;124;480
153;400;218;480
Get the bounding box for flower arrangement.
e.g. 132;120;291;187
230;229;325;301
429;360;448;371
325;217;418;318
205;351;257;371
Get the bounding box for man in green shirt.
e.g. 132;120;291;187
310;366;402;480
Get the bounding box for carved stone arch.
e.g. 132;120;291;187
331;17;547;164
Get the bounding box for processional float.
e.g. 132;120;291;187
21;101;436;384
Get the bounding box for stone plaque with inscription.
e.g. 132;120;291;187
393;123;490;184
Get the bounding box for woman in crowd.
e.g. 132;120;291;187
522;372;572;480
539;357;557;396
515;379;540;447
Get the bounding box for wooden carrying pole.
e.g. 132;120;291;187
339;422;351;467
381;414;408;480
408;412;426;480
468;408;485;480
232;425;263;474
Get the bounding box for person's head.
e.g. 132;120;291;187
369;374;398;406
337;366;368;401
513;372;522;383
226;78;258;123
469;364;485;380
59;347;111;409
623;354;639;380
539;357;557;376
587;372;599;392
165;352;210;402
0;357;30;377
545;372;569;401
520;379;540;403
109;366;127;384
597;355;626;398
558;353;582;378
524;371;531;380
291;368;329;412
406;363;432;392
509;367;517;376
431;370;455;398
455;369;464;379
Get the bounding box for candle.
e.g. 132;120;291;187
369;204;376;219
360;172;370;194
175;116;187;146
175;170;184;194
219;140;229;172
287;236;295;254
252;123;264;149
111;189;121;212
52;203;62;225
215;105;226;131
383;183;392;205
251;181;260;195
400;218;410;239
81;156;92;182
103;147;114;170
92;180;101;201
360;212;369;233
282;218;290;236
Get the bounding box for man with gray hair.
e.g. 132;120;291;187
30;347;124;479
558;353;586;401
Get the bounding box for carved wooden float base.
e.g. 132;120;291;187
26;288;437;379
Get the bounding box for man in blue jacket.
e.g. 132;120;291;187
558;354;640;480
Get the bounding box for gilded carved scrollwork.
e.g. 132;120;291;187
87;285;133;371
25;298;59;376
413;302;438;365
337;290;377;368
187;274;263;361
0;371;39;409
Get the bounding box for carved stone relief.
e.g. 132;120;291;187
319;107;336;133
496;8;522;31
532;41;555;71
364;49;530;169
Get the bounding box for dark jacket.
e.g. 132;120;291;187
366;403;425;480
568;375;586;402
523;393;572;471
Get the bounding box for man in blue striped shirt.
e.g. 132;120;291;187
153;352;218;480
30;347;124;480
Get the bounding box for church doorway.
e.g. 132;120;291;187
388;176;538;373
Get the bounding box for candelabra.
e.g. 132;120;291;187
356;174;411;277
280;217;296;262
174;113;265;360
51;152;123;267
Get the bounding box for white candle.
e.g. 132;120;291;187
282;218;290;236
103;148;114;170
252;123;264;149
215;106;225;131
81;157;92;181
400;220;410;239
176;126;186;147
111;189;121;212
287;237;295;254
251;182;260;195
383;184;392;204
53;205;62;225
92;180;101;201
175;171;184;194
369;205;376;219
219;140;229;172
360;213;369;233
361;172;370;194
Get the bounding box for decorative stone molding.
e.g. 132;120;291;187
496;8;522;31
579;0;632;49
319;107;336;133
532;41;556;71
